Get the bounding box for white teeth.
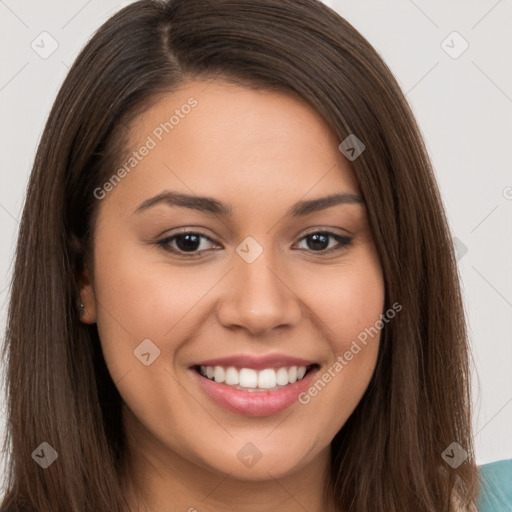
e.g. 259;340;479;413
225;367;239;385
258;369;277;389
214;366;225;383
297;366;307;380
276;367;289;385
198;364;310;390
239;368;258;388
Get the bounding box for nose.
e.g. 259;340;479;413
216;248;302;337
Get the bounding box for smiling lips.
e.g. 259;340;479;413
190;354;319;416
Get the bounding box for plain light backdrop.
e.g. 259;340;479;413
0;0;511;486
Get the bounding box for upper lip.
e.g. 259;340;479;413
192;353;317;370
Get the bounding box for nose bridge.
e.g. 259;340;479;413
216;236;301;334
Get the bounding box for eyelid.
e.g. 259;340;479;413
299;226;352;238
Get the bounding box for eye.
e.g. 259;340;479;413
295;231;353;254
156;229;353;258
157;231;218;256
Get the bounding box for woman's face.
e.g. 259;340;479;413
82;79;385;482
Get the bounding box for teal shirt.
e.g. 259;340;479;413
477;459;512;511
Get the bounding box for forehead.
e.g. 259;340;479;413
106;80;361;214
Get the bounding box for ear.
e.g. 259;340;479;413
78;260;98;325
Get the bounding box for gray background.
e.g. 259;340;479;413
0;0;511;484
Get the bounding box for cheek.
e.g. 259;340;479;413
295;250;384;426
298;247;385;350
92;239;221;380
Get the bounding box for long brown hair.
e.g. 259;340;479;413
0;0;480;510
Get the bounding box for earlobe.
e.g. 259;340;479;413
78;266;98;324
79;285;98;324
71;233;97;324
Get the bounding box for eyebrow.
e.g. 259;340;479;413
133;190;364;217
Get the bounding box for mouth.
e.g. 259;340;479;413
191;363;319;392
189;358;321;417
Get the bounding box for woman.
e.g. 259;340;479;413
1;0;509;510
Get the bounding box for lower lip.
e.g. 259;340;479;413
190;367;319;417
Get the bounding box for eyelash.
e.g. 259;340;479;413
156;229;354;258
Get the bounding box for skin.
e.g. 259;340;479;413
80;79;385;512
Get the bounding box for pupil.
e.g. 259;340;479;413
176;234;200;252
308;233;328;251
